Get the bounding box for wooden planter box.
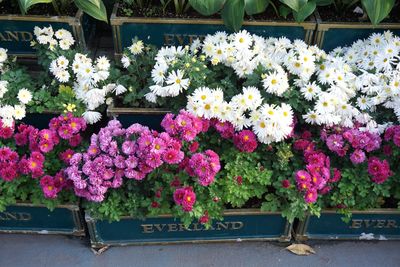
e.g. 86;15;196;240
0;10;93;57
107;105;170;131
85;209;292;248
110;3;316;57
295;209;400;241
314;11;400;50
21;111;59;129
0;203;85;236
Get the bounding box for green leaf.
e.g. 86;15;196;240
188;0;226;16
279;5;292;18
87;0;101;8
221;0;245;32
361;0;395;25
293;0;316;22
18;0;52;14
315;0;333;6
279;0;307;12
244;0;269;15
74;0;108;22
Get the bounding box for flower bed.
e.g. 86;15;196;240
1;27;400;244
0;113;87;235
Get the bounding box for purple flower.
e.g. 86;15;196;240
350;149;366;164
326;134;344;153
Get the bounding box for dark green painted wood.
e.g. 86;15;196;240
21;113;57;129
89;212;289;245
119;23;309;48
0;204;83;235
115;113;167;131
321;28;400;51
0;20;72;55
304;211;400;240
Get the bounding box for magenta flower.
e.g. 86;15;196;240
69;135;82;147
145;153;163;168
58;125;73;139
295;170;311;183
233;130;258;153
39;140;54;153
293;139;310;151
326;134;344;153
162;149;184;164
304;190;318;203
0;167;18;181
350;149;366;164
182;189;196;212
368;157;392;184
173;187;186;205
280;179;289;188
199;211;209;224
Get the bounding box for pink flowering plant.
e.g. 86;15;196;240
287;125;400;220
0;113;87;211
81;110;323;225
73;110;225;225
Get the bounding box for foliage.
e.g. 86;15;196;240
18;0;108;22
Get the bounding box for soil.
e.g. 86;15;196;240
0;0;77;16
318;2;400;23
117;2;296;22
381;197;399;209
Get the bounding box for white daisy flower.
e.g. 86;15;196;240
17;88;32;104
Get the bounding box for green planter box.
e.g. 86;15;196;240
86;209;292;248
21;112;59;129
107;106;170;131
314;11;400;51
0;203;85;236
110;3;316;57
296;209;400;241
0;10;93;57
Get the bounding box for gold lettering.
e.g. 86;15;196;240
187;34;198;44
386;220;399;229
141;224;154;234
6;31;19;41
350;219;362;229
231;222;244;230
178;224;188;231
364;220;376;228
154;224;167;232
168;224;178;232
19;212;31;221
20;31;33;42
164;34;175;46
375;220;386;228
216;222;229;231
5;212;18;220
0;212;31;221
176;35;185;45
0;32;7;41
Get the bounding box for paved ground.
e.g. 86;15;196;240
0;234;399;267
